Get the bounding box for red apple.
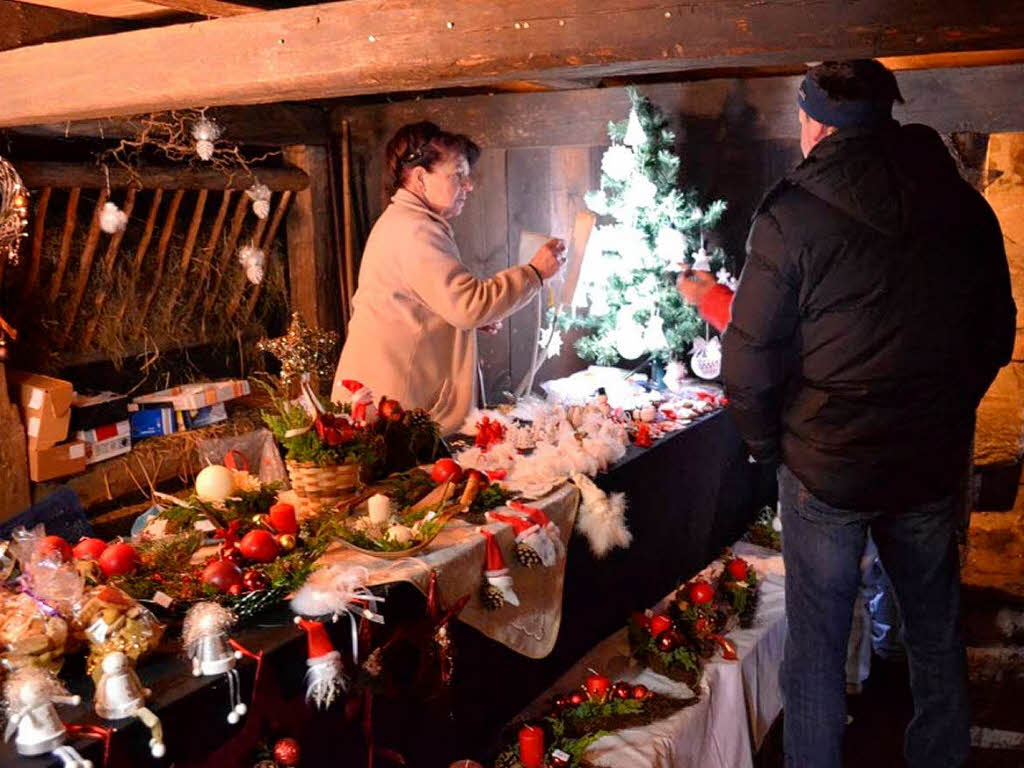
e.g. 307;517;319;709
431;458;463;485
72;537;108;561
268;502;298;535
726;557;749;581
202;559;243;592
649;614;673;637
239;530;280;563
98;542;138;577
688;580;714;605
38;535;72;563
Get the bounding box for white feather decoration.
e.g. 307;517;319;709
99;201;128;234
571;472;632;557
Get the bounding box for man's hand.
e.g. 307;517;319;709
478;320;503;335
677;269;717;307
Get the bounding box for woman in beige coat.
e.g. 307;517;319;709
333;122;564;433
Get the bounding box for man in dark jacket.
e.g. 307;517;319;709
723;60;1015;768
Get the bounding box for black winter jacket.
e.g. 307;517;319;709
723;121;1016;510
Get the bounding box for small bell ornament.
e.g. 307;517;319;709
3;667;93;767
294;618;344;710
191;117;222;161
94;651;165;758
246;183;272;220
183;602;260;724
478;528;519;610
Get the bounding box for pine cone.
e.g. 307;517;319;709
514;541;543;568
480;582;505;611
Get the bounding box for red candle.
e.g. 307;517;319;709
585;672;611;703
518;725;544;768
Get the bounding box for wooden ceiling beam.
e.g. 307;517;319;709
1;0;1024;127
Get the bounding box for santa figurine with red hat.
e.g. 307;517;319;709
478;529;520;610
333;380;377;425
293;618;345;709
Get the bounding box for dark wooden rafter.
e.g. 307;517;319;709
81;188;137;349
48;188;81;303
239;189;291;325
60;188;110;343
0;0;1023;126
23;187;51;299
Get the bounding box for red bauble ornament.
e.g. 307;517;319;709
273;737;301;766
38;535;72;563
72;537;108;561
379;399;404;422
430;458;463;485
612;681;632;700
98;542;138;577
243;569;271;592
649;614;673;637
568;692;586;707
239;530;279;563
726;557;749;581
655;629;682;653
632;684;650;701
584;672;610;703
268;502;298;535
202;559;243;592
688;580;714;605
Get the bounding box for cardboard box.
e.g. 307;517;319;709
28;441;88;482
75;421;132;465
130;409;177;441
8;371;73;450
70;392;130;433
132;380;250;412
177;403;228;430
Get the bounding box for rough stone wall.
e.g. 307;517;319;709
974;133;1024;468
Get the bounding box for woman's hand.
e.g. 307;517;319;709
529;238;567;280
677;269;716;306
478;320;503;335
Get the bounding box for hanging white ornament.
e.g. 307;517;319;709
690;336;722;379
191;117;223;161
624;107;647;147
237;243;266;285
600;145;635;182
690;246;711;272
98;201;128;234
246;183;271;220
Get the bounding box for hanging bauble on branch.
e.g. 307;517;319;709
191;117;223;161
98;201;128;234
246;183;272;220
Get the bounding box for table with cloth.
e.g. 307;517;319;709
0;410;774;767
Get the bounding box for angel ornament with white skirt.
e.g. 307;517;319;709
3;667;93;767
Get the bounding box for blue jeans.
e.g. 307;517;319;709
778;465;969;768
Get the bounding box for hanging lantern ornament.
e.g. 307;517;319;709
191;117;223;161
246;183;272;220
98;201;129;234
623;106;647;148
0;156;29;266
237;243;266;285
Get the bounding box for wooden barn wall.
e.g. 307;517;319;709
339;64;1024;402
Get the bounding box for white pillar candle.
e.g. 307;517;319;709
367;494;392;525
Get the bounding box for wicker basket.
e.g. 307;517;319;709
286;460;363;507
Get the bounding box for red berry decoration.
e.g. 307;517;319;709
268;502;298;535
430;458;463;485
612;681;632;700
632;684;650;701
98;542;138;577
649;613;673;637
655;629;683;653
568;692;586;707
38;535;72;563
242;569;271;592
201;559;243;593
273;737;301;767
239;530;279;563
688;580;715;605
726;557;749;581
72;537;108;561
379;398;404;422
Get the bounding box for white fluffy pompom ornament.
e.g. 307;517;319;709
99;202;128;234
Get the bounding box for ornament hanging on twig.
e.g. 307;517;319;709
0;156;29;266
237;243;266;285
191;117;223;161
183;602;262;724
98;201;128;234
246;183;271;220
2;667;94;767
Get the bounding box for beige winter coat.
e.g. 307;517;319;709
333;188;541;433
